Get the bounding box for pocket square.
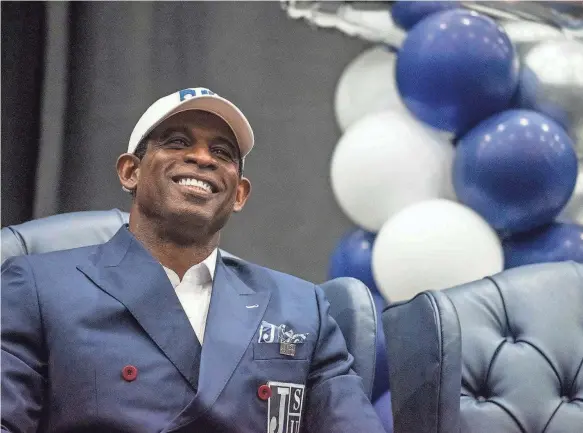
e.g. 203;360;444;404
258;321;309;344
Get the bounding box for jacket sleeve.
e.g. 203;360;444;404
303;284;386;433
1;257;47;433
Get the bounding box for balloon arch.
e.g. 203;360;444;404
283;1;583;428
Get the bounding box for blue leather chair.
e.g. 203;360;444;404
383;262;583;433
1;209;381;399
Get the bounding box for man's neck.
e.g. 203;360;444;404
128;216;219;281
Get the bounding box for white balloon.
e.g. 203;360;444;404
372;199;503;302
558;166;583;224
334;46;406;132
330;110;454;231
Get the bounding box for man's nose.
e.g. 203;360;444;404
183;144;216;168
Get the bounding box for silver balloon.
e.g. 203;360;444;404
517;39;583;159
281;1;583;47
463;1;583;36
502;21;566;57
281;1;405;48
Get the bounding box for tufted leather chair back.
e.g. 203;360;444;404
383;261;583;433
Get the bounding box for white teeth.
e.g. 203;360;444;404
177;178;212;193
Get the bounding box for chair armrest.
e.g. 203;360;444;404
383;291;461;433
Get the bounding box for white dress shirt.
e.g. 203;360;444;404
162;249;218;344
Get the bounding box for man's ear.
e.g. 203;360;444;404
116;153;141;193
233;177;251;212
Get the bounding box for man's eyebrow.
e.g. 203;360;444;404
156;125;192;141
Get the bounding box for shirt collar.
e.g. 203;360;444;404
163;248;218;288
203;248;218;282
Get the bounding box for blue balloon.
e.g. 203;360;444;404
396;9;518;135
391;1;460;30
329;228;379;293
373;391;394;433
329;229;391;398
371;293;390;401
503;223;583;269
454;110;578;233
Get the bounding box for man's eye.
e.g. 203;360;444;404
168;137;188;147
212;147;234;159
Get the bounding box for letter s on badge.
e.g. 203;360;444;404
266;381;305;433
292;389;302;411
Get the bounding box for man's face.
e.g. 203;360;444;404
118;110;251;237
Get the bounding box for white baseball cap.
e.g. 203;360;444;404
128;87;254;158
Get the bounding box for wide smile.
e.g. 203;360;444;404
171;175;218;196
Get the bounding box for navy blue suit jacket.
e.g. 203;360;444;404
1;226;385;433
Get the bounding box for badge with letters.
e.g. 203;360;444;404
267;381;305;433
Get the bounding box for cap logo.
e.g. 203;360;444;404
179;88;215;101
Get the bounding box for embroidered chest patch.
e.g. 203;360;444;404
267;381;305;433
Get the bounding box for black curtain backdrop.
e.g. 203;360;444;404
2;1;46;226
1;1;369;283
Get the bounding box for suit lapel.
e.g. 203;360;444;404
200;256;271;397
166;254;272;429
77;226;201;391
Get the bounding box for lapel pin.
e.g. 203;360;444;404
279;341;296;357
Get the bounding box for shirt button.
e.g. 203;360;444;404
258;384;272;401
122;365;138;382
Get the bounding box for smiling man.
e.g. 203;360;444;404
1;88;386;433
